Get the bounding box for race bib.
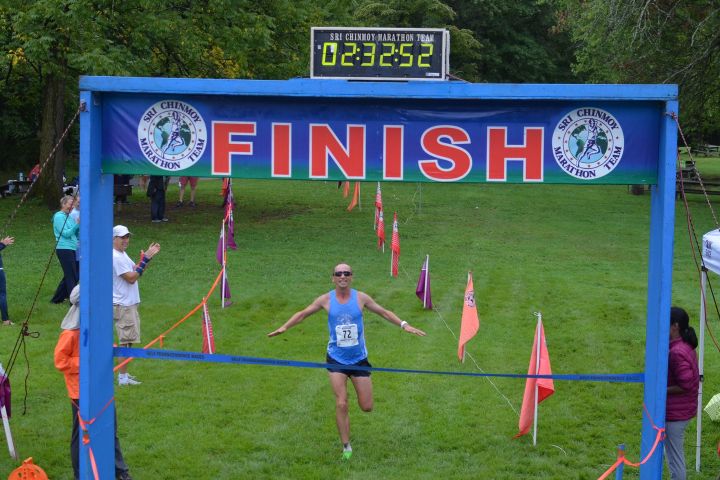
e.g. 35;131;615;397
336;324;359;348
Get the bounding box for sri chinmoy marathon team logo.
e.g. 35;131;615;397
137;100;207;171
552;108;625;180
465;291;475;308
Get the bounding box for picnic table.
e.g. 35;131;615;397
1;180;77;198
0;180;32;198
676;163;720;198
694;144;720;157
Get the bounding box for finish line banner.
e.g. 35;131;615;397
102;94;661;184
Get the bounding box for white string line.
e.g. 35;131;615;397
397;262;520;417
393;225;568;455
384;190;570;451
418;276;567;455
401;182;421;225
390;190;519;416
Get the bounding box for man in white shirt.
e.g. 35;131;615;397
112;225;160;386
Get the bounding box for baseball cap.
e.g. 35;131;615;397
113;225;132;237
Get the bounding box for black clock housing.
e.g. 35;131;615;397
311;27;449;81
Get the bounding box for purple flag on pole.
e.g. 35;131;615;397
216;227;225;265
221;277;232;303
415;255;432;309
0;375;11;418
227;215;237;250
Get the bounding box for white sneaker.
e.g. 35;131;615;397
118;374;141;386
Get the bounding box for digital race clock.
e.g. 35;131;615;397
310;27;449;81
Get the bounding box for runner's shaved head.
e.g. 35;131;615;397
333;263;352;274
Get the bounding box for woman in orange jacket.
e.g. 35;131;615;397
54;285;133;480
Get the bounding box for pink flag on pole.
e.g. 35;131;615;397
457;272;479;362
390;212;400;277
221;178;232;207
374;182;383;230
202;303;216;354
415;255;432;309
514;318;554;439
224;185;237;246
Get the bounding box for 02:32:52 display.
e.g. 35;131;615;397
320;41;434;68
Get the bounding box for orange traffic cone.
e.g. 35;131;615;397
8;457;48;480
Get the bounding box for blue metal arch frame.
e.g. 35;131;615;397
79;76;677;479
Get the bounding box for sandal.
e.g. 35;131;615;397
2;320;14;326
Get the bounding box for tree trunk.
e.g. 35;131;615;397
36;70;67;210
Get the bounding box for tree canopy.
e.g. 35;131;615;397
9;1;715;203
0;0;354;205
561;0;720;143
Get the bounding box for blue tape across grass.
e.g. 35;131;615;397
115;347;644;383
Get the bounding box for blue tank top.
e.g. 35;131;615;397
327;289;367;364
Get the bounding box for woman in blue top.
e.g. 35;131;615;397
0;235;15;325
51;195;80;304
268;263;426;460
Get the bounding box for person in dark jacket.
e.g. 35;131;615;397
147;176;168;223
0;236;14;325
665;306;700;480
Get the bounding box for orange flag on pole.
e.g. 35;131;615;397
515;313;554;443
347;182;359;211
390;212;400;276
201;303;216;354
377;208;385;251
457;272;479;362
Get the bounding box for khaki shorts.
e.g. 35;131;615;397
113;304;141;345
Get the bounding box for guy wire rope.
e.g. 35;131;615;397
672;113;720;354
1;102;83;415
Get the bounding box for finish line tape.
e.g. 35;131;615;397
115;347;644;383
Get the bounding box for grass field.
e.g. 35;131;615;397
0;163;719;479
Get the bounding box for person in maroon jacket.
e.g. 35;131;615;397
665;306;700;480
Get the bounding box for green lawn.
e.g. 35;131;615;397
0;174;719;479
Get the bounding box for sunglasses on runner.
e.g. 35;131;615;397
333;271;353;277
